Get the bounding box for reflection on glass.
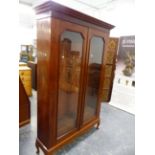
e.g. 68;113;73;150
83;36;104;123
57;31;83;138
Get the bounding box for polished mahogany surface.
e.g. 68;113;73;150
37;17;53;148
35;1;114;155
35;1;114;30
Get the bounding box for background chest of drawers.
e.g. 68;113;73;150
19;66;32;96
19;62;27;67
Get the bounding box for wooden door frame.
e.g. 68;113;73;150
51;18;89;144
80;28;109;127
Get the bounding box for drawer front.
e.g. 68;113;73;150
22;81;31;88
19;70;31;77
20;77;32;96
20;75;31;82
19;69;32;96
24;85;32;96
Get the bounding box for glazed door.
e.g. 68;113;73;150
56;19;88;139
82;28;108;124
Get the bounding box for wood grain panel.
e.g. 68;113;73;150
102;37;119;102
37;17;52;148
19;77;30;127
35;1;114;154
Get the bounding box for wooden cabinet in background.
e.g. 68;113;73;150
35;1;114;155
19;77;30;127
19;66;32;96
19;62;27;67
102;37;119;102
28;61;37;90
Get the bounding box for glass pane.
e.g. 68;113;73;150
57;31;83;138
83;36;104;123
